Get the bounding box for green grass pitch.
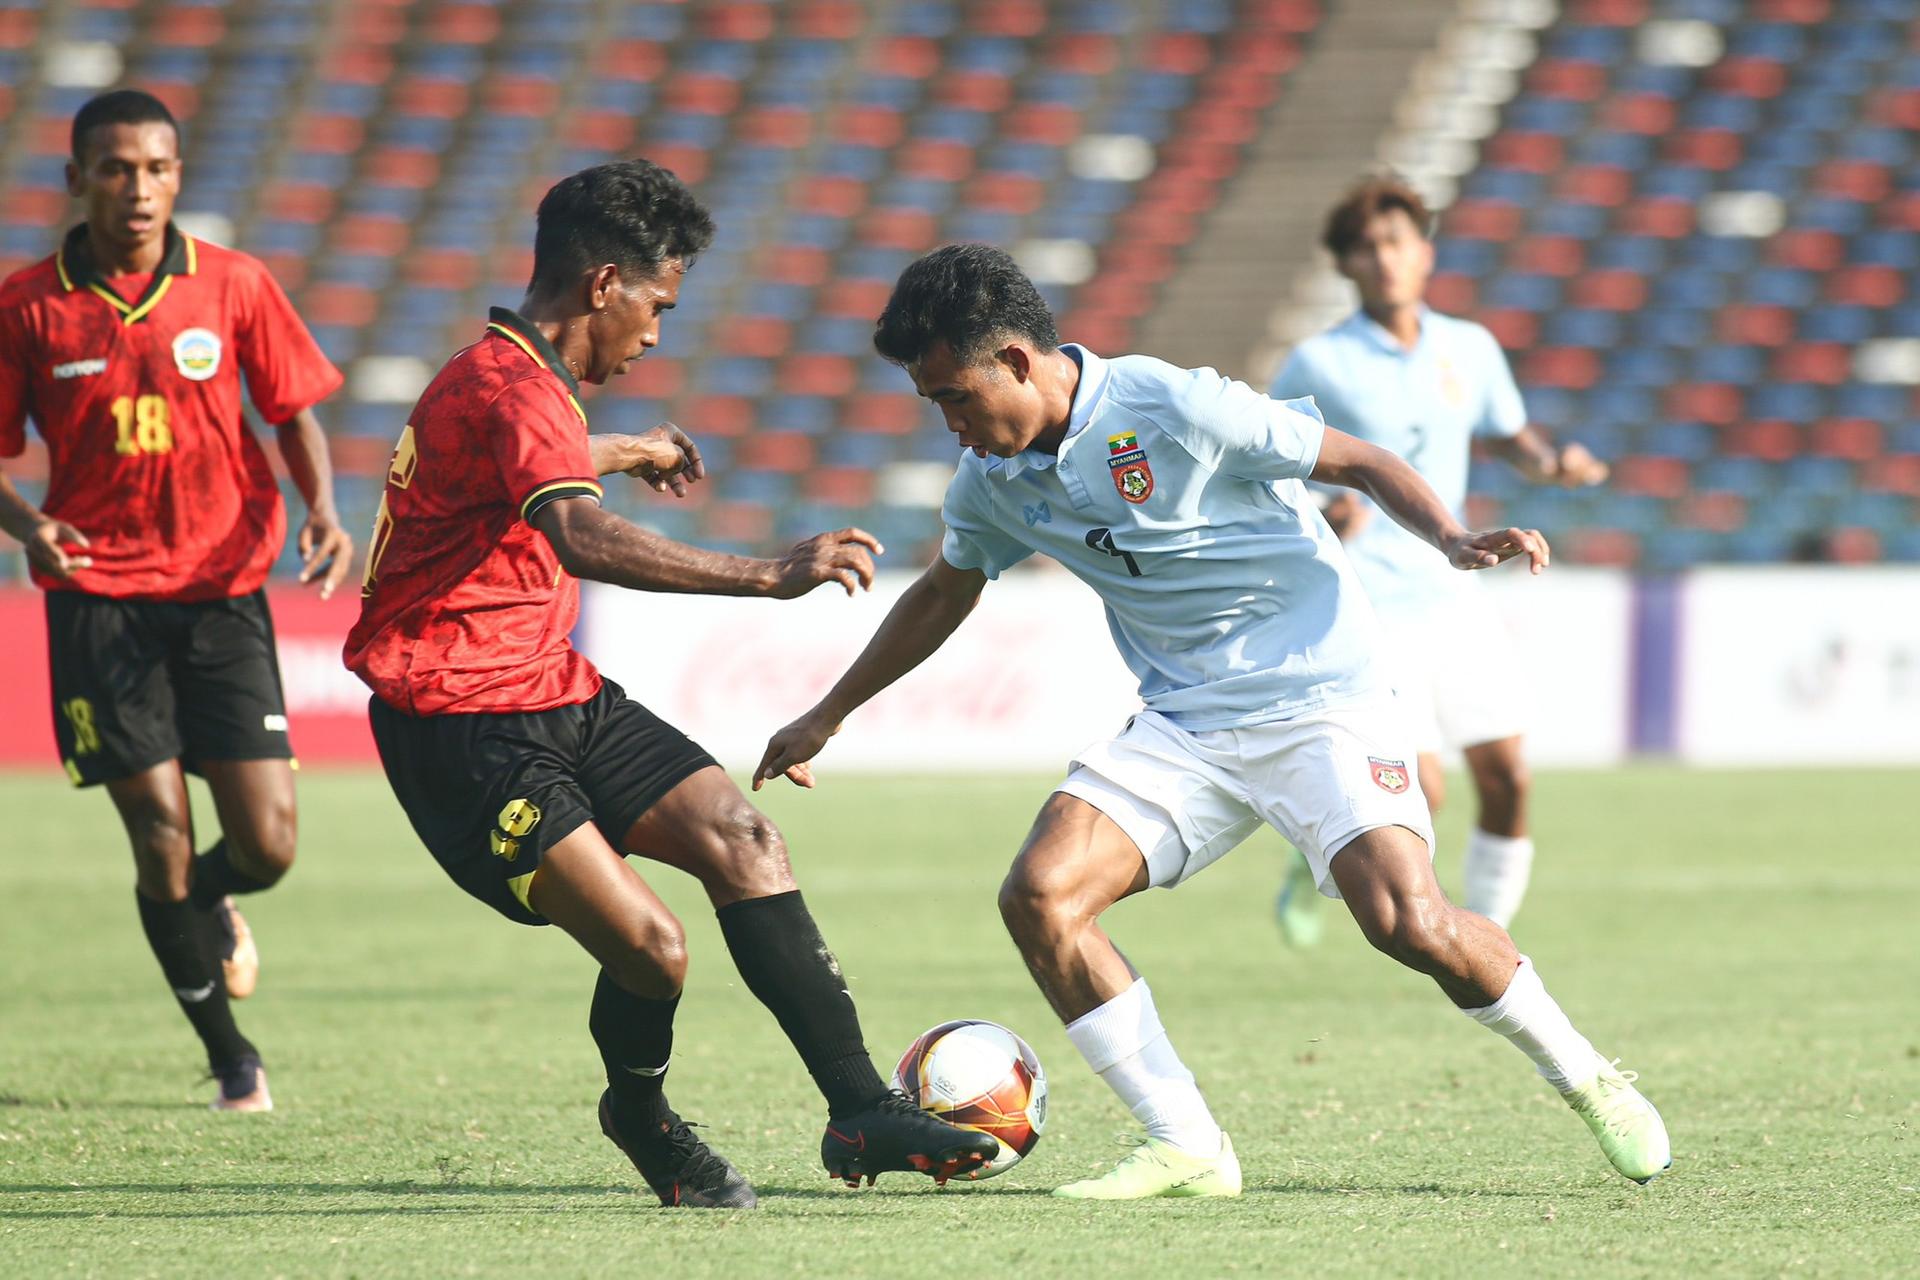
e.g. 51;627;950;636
2;767;1915;1277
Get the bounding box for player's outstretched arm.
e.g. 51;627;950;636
534;496;882;598
1311;427;1549;574
0;469;91;578
1485;424;1610;489
274;408;354;598
753;556;988;791
589;423;705;496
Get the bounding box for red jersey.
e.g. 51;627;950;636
344;308;606;716
0;224;343;601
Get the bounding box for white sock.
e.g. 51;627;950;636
1464;956;1602;1094
1065;978;1223;1157
1463;829;1534;927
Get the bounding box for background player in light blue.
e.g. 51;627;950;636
755;245;1666;1199
1270;177;1610;937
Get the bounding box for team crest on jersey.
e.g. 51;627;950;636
1106;431;1154;504
1368;756;1410;794
172;328;222;381
1439;358;1466;408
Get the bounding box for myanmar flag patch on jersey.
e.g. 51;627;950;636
1106;432;1153;504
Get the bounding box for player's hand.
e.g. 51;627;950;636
1446;526;1549;575
753;710;841;791
769;528;884;598
1553;443;1609;488
24;518;91;579
626;423;704;497
298;508;354;599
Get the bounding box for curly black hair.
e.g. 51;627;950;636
71;89;179;162
873;243;1059;367
529;159;716;296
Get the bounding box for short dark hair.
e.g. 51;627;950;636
873;243;1060;367
529;160;715;296
1321;176;1432;258
71;89;179;161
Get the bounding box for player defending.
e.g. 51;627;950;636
757;245;1668;1197
345;161;995;1209
1271;177;1609;942
0;90;352;1111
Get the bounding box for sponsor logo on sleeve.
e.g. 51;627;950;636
51;358;108;380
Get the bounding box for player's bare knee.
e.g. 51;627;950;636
609;917;688;997
998;858;1085;944
125;811;194;900
232;800;298;883
1381;895;1458;972
704;806;793;899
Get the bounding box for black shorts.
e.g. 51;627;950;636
46;588;293;788
369;680;716;927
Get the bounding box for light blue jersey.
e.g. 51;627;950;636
1271;308;1525;615
940;345;1389;731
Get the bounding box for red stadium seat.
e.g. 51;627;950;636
679;395;755;438
869;37;939;78
1662;130;1742;171
1706;58;1789;99
1810;419;1882;461
700;3;775;41
488;78;564;117
1426;274;1477;313
1444;200;1526;240
1860;456;1920;496
759;245;830;287
1521;347;1602;389
1485;132;1566;174
294;115;368;154
1615;197;1694;238
617;357;683;399
819;280;893;318
0;9;36;48
1826;265;1906;307
936;74;1012;114
1716;305;1795;346
263;184;336;223
789;2;864;41
1511;236;1586;277
1563;528;1640;567
780;355;856;398
834;106;905;149
151;4;225;47
1721;421;1801;462
1815;160;1892;203
1045;35;1118;75
363;148;441;188
704;502;775;545
1676;491;1747;533
735;432;816;474
1569;269;1648;311
814;466;877;508
1527;59;1609;101
1006;104;1083;147
898;141;975;181
843;393;924;435
593;41;668;82
427;4;502;45
1148;33;1211;75
665;75;744;117
1478;309;1540;351
974;0;1047;38
860;208;940;252
407;250;478;290
1665;383;1744;425
720;317;793;359
797;176;868;218
738;108;813;149
1599;95;1676;135
332;215;410;256
1615;456;1689;499
1770;229;1843;272
1770;343;1851;385
301;284;379;328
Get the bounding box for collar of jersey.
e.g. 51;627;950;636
1346;304;1431;358
993;342;1109;479
55;222;196;325
486;306;588;423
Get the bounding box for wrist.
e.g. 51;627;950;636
747;557;782;596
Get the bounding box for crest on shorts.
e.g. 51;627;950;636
172;327;222;381
491;797;542;861
1369;756;1410;794
1107;431;1153;504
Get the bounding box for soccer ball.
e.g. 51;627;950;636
893;1019;1048;1179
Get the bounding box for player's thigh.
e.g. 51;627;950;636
1054;710;1260;893
200;758;298;872
1326;822;1453;947
172;590;295;770
368;696;599;928
105;760;196;896
1249;701;1435;901
44;591;182;786
528;822;687;997
1001;791;1153;925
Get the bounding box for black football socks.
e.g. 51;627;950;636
188;838;276;908
715;890;888;1117
591;970;679;1130
134;889;254;1068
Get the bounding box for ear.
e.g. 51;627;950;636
65;160;83;199
586;263;622;311
998;341;1035;383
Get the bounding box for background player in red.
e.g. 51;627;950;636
346;160;997;1208
0;90;351;1111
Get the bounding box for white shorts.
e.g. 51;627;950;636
1056;702;1436;901
1381;591;1529;755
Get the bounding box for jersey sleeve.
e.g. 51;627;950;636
1474;325;1527;439
232;256;345;424
0;304;30;457
939;462;1032;580
1166;367;1325;482
485;377;603;522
